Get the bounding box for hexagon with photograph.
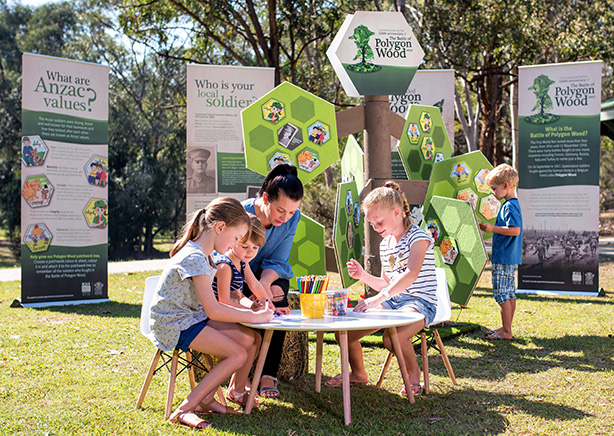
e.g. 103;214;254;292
334;181;364;288
84;155;109;187
422;151;498;239
421;195;487;306
425;219;441;244
288;214;326;289
21;174;54;208
308;121;330;145
24;223;53;253
83;198;108;228
242;82;339;184
262;99;285;124
21;135;48;167
451;162;471;184
397;104;452;180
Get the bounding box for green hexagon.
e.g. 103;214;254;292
423;151;499;239
249;125;275;153
289;214;326;289
242;82;339;184
290;97;315;123
334;181;364;288
397;104;453;180
421;195;487;306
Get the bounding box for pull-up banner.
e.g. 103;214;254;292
186;65;274;214
21;53;109;307
517;61;601;296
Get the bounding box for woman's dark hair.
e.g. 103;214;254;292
258;164;303;202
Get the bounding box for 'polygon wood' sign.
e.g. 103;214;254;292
327;11;424;97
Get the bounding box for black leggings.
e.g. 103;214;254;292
243;269;289;380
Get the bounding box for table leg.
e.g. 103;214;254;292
338;330;352;425
388;326;415;405
245;330;273;414
315;331;324;393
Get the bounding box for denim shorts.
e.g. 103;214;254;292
176;319;209;351
492;263;517;305
382;294;436;327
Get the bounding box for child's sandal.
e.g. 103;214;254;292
225;388;258;408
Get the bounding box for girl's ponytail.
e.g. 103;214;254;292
170;208;205;257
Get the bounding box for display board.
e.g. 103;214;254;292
21;53;109;307
241;82;339;185
333;181;364;288
517;61;601;295
422;151;497;240
288;214;326;289
421;196;487;306
340;135;365;193
186;65;273;213
327;11;424;97
397;104;453;181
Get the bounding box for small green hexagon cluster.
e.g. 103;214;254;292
333;181;364;288
289;214;326;289
397;104;453;180
422;151;499;239
242;82;339;185
421;196;487;306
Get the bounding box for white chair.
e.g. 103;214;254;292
376;267;458;394
135;276;225;418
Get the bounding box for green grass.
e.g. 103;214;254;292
1;264;613;435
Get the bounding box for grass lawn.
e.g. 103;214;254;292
0;262;613;435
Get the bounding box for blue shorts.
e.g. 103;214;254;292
382;295;436;327
492;263;517;305
176;319;209;351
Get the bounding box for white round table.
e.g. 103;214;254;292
242;309;425;425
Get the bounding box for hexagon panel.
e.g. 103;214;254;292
340;135;365;192
334;181;364;288
421;195;487;306
326;11;425;97
456;187;478;210
24;223;53;253
83;198;108;228
21;135;48;167
397;104;453;180
289;214;326;289
84;155;109;188
21;174;54;208
422;151;499;239
242;82;339;184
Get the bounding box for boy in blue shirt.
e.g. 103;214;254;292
479;164;522;340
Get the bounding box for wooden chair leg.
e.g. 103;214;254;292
165;350;180;420
434;329;457;385
376;351;394;388
421;332;430;394
186;350;197;390
136;349;162;410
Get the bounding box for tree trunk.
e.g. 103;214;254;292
478;64;503;165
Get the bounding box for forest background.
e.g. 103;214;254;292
1;0;614;261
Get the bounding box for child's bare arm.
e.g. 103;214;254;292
243;263;273;300
216;263;245;309
479;222;520;236
346;258;388;290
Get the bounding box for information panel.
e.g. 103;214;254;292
21;53;109;306
517;61;601;295
186;65;274;213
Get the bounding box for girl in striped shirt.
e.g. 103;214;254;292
326;182;436;396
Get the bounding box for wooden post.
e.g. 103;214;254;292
363;95;393;295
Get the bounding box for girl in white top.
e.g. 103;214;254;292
326;182;437;396
149;197;274;430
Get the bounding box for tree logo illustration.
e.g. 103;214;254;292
526;74;559;124
347;25;382;73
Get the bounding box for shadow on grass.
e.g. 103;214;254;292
203;375;590;436
446;333;614;382
39;300;141;319
468;288;611;306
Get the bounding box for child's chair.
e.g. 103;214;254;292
376;267;458;394
135;276;225;418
